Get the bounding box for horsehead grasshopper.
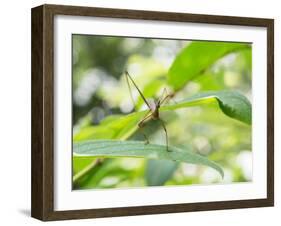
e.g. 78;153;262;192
125;71;174;152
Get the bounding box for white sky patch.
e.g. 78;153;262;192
200;167;220;183
74;69;102;106
236;150;253;181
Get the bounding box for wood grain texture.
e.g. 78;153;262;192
266;19;274;206
31;4;274;221
31;5;55;220
31;5;44;220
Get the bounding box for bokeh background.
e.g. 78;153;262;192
72;35;252;189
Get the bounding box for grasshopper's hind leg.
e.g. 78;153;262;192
138;124;149;144
159;119;170;152
138;112;152;144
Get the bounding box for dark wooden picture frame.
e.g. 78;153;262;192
31;4;274;221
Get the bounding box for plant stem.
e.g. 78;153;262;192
73;159;102;184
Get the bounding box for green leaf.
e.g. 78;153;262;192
74;111;148;141
145;160;178;186
161;90;251;125
74;90;251;142
73;158;133;189
168;41;250;90
74;126;116;141
74;140;224;178
194;71;225;91
73;156;97;174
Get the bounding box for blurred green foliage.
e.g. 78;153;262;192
72;35;252;189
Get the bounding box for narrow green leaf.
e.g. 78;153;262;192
168;41;250;90
161;91;252;125
74;140;224;178
74;90;251;142
73;111;148;141
74;126;116;141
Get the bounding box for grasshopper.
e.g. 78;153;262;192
125;71;173;151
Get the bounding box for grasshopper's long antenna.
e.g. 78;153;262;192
125;71;151;110
125;71;137;111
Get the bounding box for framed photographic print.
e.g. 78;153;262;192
31;4;274;221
